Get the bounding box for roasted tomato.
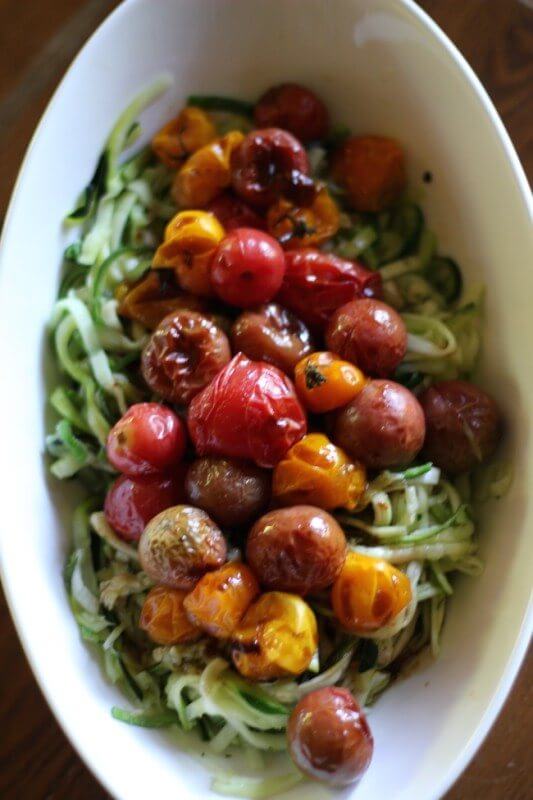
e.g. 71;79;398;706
419;380;501;473
333;379;425;468
186;457;271;528
246;505;346;595
331;552;412;634
139;505;227;590
331;135;406;212
172;131;245;208
117;270;207;330
187;353;307;468
254;83;329;143
140;586;201;645
231;128;312;208
267;187;340;249
141;310;231;406
326;298;407;377
151;106;216;169
288;688;373;786
210;228;286;308
294;351;366;413
104;471;186;543
153;210;225;297
232;592;318;680
207;192;266;231
184;561;260;639
276;249;383;331
272;434;366;511
231;303;313;374
106;403;186;477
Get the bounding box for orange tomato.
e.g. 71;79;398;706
184;562;260;640
273;433;366;511
172;131;245;208
153;209;225;296
152;107;216;169
294;351;366;413
139;585;201;645
267;186;340;248
331;552;412;634
331;135;406;213
232;592;318;681
117;270;207;329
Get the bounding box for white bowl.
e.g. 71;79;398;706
0;1;531;799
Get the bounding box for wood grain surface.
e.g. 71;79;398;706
0;2;531;798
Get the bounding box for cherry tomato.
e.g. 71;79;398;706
151;106;216;169
172;131;245;208
267;187;340;249
139;505;227;590
294;351;366;413
232;592;318;681
207;192;266;231
246;505;346;595
231;128;312;208
184;562;260;639
254;83;329;143
210;228;286;308
140;586;201;645
186;457;271;528
187;353;307;468
117;270;207;330
276;249;383;332
231;303;313;374
272;433;366;511
141;310;231;406
106;403;186;477
288;688;373;786
331;135;406;212
153;210;226;297
326;298;407;377
419;380;501;473
331;552;412;634
104;471;186;543
333;379;425;468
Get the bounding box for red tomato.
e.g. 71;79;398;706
187;352;307;468
210;228;286;308
104;470;186;542
207;192;266;231
106;403;186;478
276;249;383;331
254;83;329;143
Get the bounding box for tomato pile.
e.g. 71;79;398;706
102;82;502;787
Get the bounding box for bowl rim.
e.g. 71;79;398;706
0;1;531;799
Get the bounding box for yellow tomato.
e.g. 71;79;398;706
152;106;216;169
172;131;245;208
140;586;201;645
267;186;340;248
294;351;366;413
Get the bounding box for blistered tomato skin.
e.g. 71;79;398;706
331;552;412;634
185;457;271;528
184;562;260;639
210;229;286;308
267;187;340;249
332;135;406;213
246;505;346;595
276;249;383;332
172;131;245;208
419;380;501;474
231;128;311;209
139;505;227;590
288;687;374;786
207;192;266;231
141;310;231;406
151;107;216;169
333;379;425;469
106;403;186;477
254;84;329;143
231;303;313;374
117;270;208;330
140;586;201;645
104;471;186;543
232;592;318;681
187;353;307;468
326;298;407;377
294;351;366;413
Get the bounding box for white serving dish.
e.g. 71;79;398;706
0;1;531;799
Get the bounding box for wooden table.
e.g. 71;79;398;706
0;1;531;798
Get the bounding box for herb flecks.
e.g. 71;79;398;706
305;363;327;390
